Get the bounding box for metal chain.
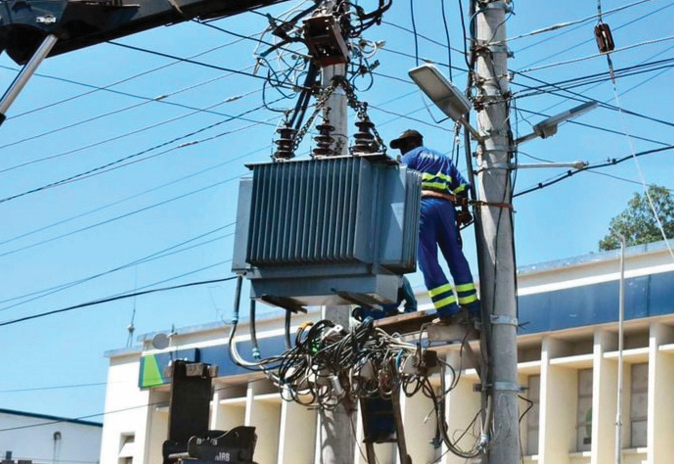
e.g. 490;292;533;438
340;77;387;153
291;76;387;153
292;80;339;151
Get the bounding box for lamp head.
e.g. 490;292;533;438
408;64;471;122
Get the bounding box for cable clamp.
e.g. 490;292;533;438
490;315;518;326
493;381;522;393
475;42;509;55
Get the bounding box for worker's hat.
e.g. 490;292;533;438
390;129;423;149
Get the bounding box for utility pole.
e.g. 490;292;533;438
473;1;520;463
317;2;354;464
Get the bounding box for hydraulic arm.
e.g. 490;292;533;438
0;0;292;64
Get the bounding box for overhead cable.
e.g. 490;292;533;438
518;34;674;74
0;271;237;328
515;107;670;147
0;144;267;248
515;0;674;70
514;145;674;197
0;67;264;151
0;172;245;259
6;36;254;120
0;114;275;205
0;223;235;311
0;88;262;174
506;0;654;43
108;41;312;92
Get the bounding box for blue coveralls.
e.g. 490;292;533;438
401;146;478;317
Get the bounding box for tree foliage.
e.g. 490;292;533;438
599;185;674;251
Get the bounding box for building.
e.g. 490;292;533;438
99;240;674;464
0;409;102;464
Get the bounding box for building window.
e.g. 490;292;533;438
630;363;648;448
119;434;135;464
576;368;592;451
525;375;540;456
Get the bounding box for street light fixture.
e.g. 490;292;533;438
408;63;483;142
514;101;599;145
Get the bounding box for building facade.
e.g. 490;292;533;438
100;241;674;464
0;409;102;464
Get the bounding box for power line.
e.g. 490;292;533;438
515;107;671;147
0;382;109;393
512;56;674;98
518;34;674;74
0;172;244;260
511;76;674;130
514;145;674;197
194;20;310;59
0;273;237;328
5;36;253;121
108;41;311;92
373;69;671;147
0;66;267;151
0;378;267;433
0;224;235;312
506;0;654;43
0;113;275;205
585;168;673;190
0;145;266;248
381;20;465;56
369;103;454;131
514;0;674;71
0;88;262;174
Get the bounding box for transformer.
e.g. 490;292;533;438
231;154;421;310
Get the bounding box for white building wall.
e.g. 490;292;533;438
0;411;101;464
99;352;154;464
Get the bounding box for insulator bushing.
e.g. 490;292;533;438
313;121;335;157
353;116;378;154
274;123;296;160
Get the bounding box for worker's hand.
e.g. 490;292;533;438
458;209;472;225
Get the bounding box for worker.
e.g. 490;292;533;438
390;129;479;323
352;275;417;321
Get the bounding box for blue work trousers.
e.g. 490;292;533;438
418;197;478;316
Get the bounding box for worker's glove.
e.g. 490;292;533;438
458;209;473;226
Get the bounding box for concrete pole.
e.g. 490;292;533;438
318;4;353;464
319;307;355;464
473;1;520;463
321;63;348;156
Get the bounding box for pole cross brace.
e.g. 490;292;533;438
489;315;518;326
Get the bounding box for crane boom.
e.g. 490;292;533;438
0;0;293;64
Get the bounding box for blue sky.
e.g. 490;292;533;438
0;0;672;425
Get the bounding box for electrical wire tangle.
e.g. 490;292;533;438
226;272;487;459
248;0;393;136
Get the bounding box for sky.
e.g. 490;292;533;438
0;0;672;427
